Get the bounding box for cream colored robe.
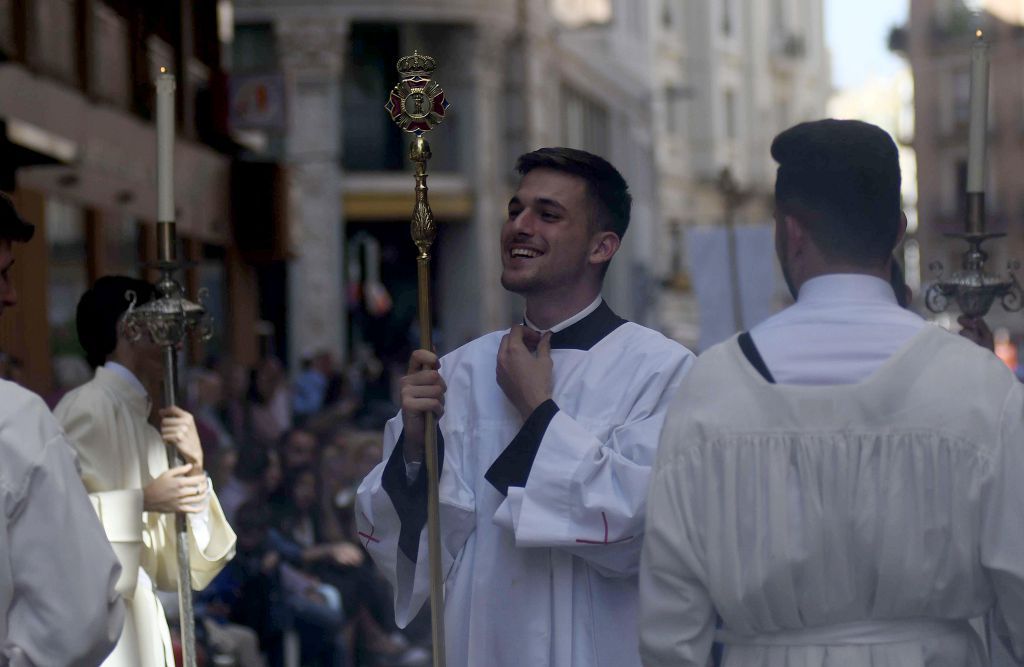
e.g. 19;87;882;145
55;367;236;667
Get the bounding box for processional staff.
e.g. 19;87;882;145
122;68;212;667
385;51;451;667
925;30;1022;318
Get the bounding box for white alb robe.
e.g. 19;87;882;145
357;302;694;667
641;324;1024;666
55;366;237;667
0;379;123;666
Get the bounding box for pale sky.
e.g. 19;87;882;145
825;0;909;91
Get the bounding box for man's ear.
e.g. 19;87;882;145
589;231;620;267
784;214;806;258
897;210;908;247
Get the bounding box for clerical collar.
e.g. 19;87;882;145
523;297;627;351
104;361;149;400
524;295;602;333
797;274;898;305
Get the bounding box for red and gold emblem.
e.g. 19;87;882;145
385;51;450;136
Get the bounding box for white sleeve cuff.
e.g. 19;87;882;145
186;476;213;552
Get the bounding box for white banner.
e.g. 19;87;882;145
685;224;777;352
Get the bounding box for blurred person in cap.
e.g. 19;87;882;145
640;119;1024;666
0;192;124;665
55;275;237;667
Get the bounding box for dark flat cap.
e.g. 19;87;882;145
771;119;900;195
76;276;155;368
770;119;902;263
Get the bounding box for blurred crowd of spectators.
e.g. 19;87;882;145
2;346;428;667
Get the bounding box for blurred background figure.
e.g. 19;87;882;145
293;349;337;423
247;357;292;447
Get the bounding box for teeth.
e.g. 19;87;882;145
511;248;541;258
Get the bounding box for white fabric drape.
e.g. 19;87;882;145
1;380;123;666
641;326;1024;666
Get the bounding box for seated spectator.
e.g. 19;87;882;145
219;445;283;525
247;357;292;447
293;350;334;423
216;358;252;444
279;427;320;474
188;367;235;452
275;466;427;665
208;501;348;667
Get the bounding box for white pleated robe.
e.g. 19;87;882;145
641;326;1024;667
1;379;124;666
55;367;237;667
357;304;694;667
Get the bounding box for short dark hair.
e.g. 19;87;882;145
515;147;632;239
771;119;901;266
76;276;156;368
0;193;34;243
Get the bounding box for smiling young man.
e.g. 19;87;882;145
356;147;695;667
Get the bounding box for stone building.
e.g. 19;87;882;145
0;0;261;395
655;0;830;349
232;0;668;368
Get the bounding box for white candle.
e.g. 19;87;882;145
966;30;989;193
156;69;176;221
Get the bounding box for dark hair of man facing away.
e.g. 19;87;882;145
0;193;35;243
515;147;633;241
771;119;902;267
75;276;156;368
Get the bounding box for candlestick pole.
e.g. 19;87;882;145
123;68;212;667
925;30;1022;319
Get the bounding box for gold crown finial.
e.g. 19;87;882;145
397;51;437;77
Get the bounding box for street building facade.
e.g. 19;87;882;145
655;0;830;350
0;0;262;395
232;0;671;371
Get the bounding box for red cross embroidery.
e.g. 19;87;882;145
574;512;634;545
358;512;381;547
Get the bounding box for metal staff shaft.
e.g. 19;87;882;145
411;138;446;667
124;70;210;667
157;222;197;667
162;343;196;667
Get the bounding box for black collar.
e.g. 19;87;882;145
526;300;628;351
